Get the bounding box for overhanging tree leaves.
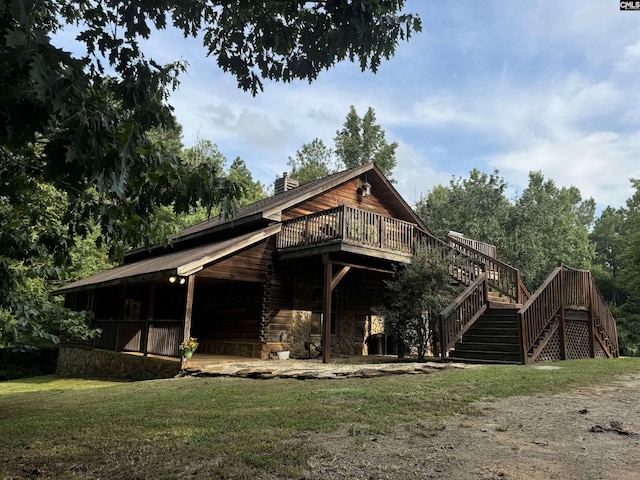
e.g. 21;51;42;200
0;0;421;350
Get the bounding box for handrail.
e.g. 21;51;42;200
588;273;619;355
447;232;497;258
415;230;485;286
439;273;488;354
447;235;524;303
518;267;563;356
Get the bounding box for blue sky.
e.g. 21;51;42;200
55;1;639;213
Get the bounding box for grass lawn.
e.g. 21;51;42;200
2;358;640;479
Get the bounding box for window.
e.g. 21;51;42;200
310;288;337;335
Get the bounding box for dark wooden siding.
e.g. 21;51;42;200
282;179;397;221
196;237;273;282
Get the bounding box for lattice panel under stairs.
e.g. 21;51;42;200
566;319;591;359
594;340;607;358
535;328;562;363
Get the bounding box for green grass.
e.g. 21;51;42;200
1;358;640;479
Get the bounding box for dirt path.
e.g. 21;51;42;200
304;372;640;480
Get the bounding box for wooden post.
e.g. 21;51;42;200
587;274;596;358
143;282;156;357
558;267;567;360
182;275;196;366
322;256;332;364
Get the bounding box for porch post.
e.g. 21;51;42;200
322;255;332;364
182;275;196;366
143;282;156;357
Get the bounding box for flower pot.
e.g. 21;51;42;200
276;350;290;360
182;350;194;359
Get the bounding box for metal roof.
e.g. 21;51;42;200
52;225;281;295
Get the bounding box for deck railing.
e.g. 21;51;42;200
93;318;182;357
446;234;529;303
277;205;416;254
447;232;497;258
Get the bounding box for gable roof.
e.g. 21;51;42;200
166;163;428;247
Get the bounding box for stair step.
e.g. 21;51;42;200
462;334;520;344
454;342;520;353
473;318;518;326
451;350;521;362
466;327;519;336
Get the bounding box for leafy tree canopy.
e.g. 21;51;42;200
289;105;400;185
287;138;336;185
335;106;398;179
1;0;419;350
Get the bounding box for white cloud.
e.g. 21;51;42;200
616;38;640;72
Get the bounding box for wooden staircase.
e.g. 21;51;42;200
449;307;521;363
436;233;619;364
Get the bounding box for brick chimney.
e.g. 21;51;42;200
274;172;299;195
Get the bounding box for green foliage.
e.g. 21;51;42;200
335;105;398;179
591;179;640;355
1;0;419;352
227;157;268;207
416;169;595;290
377;250;456;359
416;169;510;241
287;138;336;185
507;171;595;287
290;106;400;184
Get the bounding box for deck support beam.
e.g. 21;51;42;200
322;256;353;364
322;256;332;364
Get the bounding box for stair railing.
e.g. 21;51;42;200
588;272;619;356
446;234;529;304
519;265;619;362
416;230;485;287
518;267;563;360
438;273;488;356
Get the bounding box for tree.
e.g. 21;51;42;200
507;172;595;288
334;106;398;179
287;138;336;185
227;157;268;207
2;1;420;351
590;206;627;305
376;250;456;360
416;169;511;243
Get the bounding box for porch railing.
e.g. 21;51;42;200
277;205;415;254
93;319;182;357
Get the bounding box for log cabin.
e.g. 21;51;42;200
54;163;618;374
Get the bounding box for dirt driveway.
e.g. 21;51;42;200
304;371;640;480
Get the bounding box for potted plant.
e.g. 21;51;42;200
179;337;199;359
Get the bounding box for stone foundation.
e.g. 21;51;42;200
56;346;181;380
